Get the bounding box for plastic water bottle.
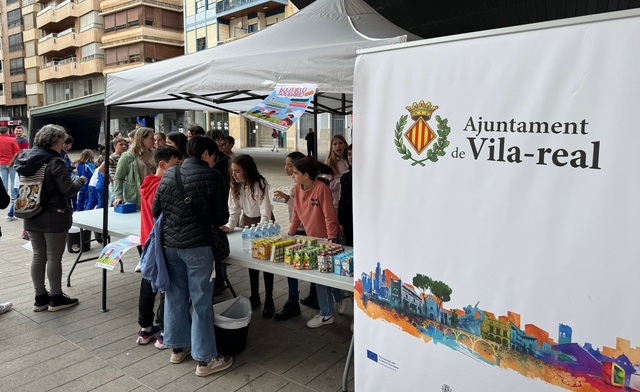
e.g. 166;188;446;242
242;225;251;253
258;223;267;238
273;221;281;237
266;222;274;237
252;223;261;239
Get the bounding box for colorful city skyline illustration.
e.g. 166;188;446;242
357;262;639;391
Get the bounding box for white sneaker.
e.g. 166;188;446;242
195;355;233;377
306;313;334;328
0;302;12;314
134;261;142;272
335;300;346;315
5;216;17;222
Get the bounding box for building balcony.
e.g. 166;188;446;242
100;0;182;14
36;0;101;30
39;55;104;81
38;26;103;56
216;0;287;20
22;0;42;15
26;82;45;96
25;55;44;69
101;25;183;47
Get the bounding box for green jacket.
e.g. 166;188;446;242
113;151;143;209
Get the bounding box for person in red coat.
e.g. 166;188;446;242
136;146;182;348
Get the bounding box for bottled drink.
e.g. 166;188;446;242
273;221;281;237
242;225;251;253
266;222;274;237
253;223;263;239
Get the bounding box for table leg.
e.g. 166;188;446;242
342;333;354;392
101;268;109;312
67;247;84;287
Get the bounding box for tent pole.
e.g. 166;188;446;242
313;93;319;158
101;105;112;313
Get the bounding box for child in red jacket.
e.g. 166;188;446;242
136;146;182;347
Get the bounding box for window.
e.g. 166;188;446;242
162;11;182;30
83;79;93;95
104;14;115;32
115;11;126;29
145;8;155;26
195;0;205;13
247;23;257;33
8;9;22;28
196;37;206;51
206;0;215;9
63;82;73;100
11;82;26;99
127;9;139;27
9;58;24;76
80;11;103;31
81;43;102;60
9;34;23;52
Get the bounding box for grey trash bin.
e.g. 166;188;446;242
213;296;252;356
67;226;91;253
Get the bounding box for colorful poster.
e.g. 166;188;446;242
242;84;317;131
95;235;140;271
354;13;640;392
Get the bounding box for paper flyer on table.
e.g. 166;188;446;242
95;235;140;270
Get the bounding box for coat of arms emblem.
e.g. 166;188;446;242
394;100;451;166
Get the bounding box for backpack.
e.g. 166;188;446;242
15;164;48;219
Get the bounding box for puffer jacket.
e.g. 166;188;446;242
14;146;84;233
0;178;9;238
152;158;228;248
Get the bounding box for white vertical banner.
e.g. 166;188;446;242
354;13;640;392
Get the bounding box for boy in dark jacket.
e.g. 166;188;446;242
152;136;232;376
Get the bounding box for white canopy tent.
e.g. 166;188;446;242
104;0;420;115
97;0;420;314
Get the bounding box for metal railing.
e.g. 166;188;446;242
216;0;281;14
37;0;74;16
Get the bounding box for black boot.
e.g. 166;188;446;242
262;297;275;319
300;286;319;310
249;294;261;310
274;295;301;320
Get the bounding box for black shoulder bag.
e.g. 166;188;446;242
174;166;230;261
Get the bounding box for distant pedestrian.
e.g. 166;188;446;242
271;129;279;152
305;128;315;157
0;126;20;201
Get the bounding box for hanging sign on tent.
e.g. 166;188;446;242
243;84;317;131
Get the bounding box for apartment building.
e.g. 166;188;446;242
184;0;297;148
24;0;184;148
0;0;30;132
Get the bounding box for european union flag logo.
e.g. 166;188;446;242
367;350;378;362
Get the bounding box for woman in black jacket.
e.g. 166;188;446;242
0;178;12;314
14;124;87;312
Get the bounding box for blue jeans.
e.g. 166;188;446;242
0;165;17;199
316;284;344;317
163;246;218;362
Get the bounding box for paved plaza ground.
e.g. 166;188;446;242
0;148;354;392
